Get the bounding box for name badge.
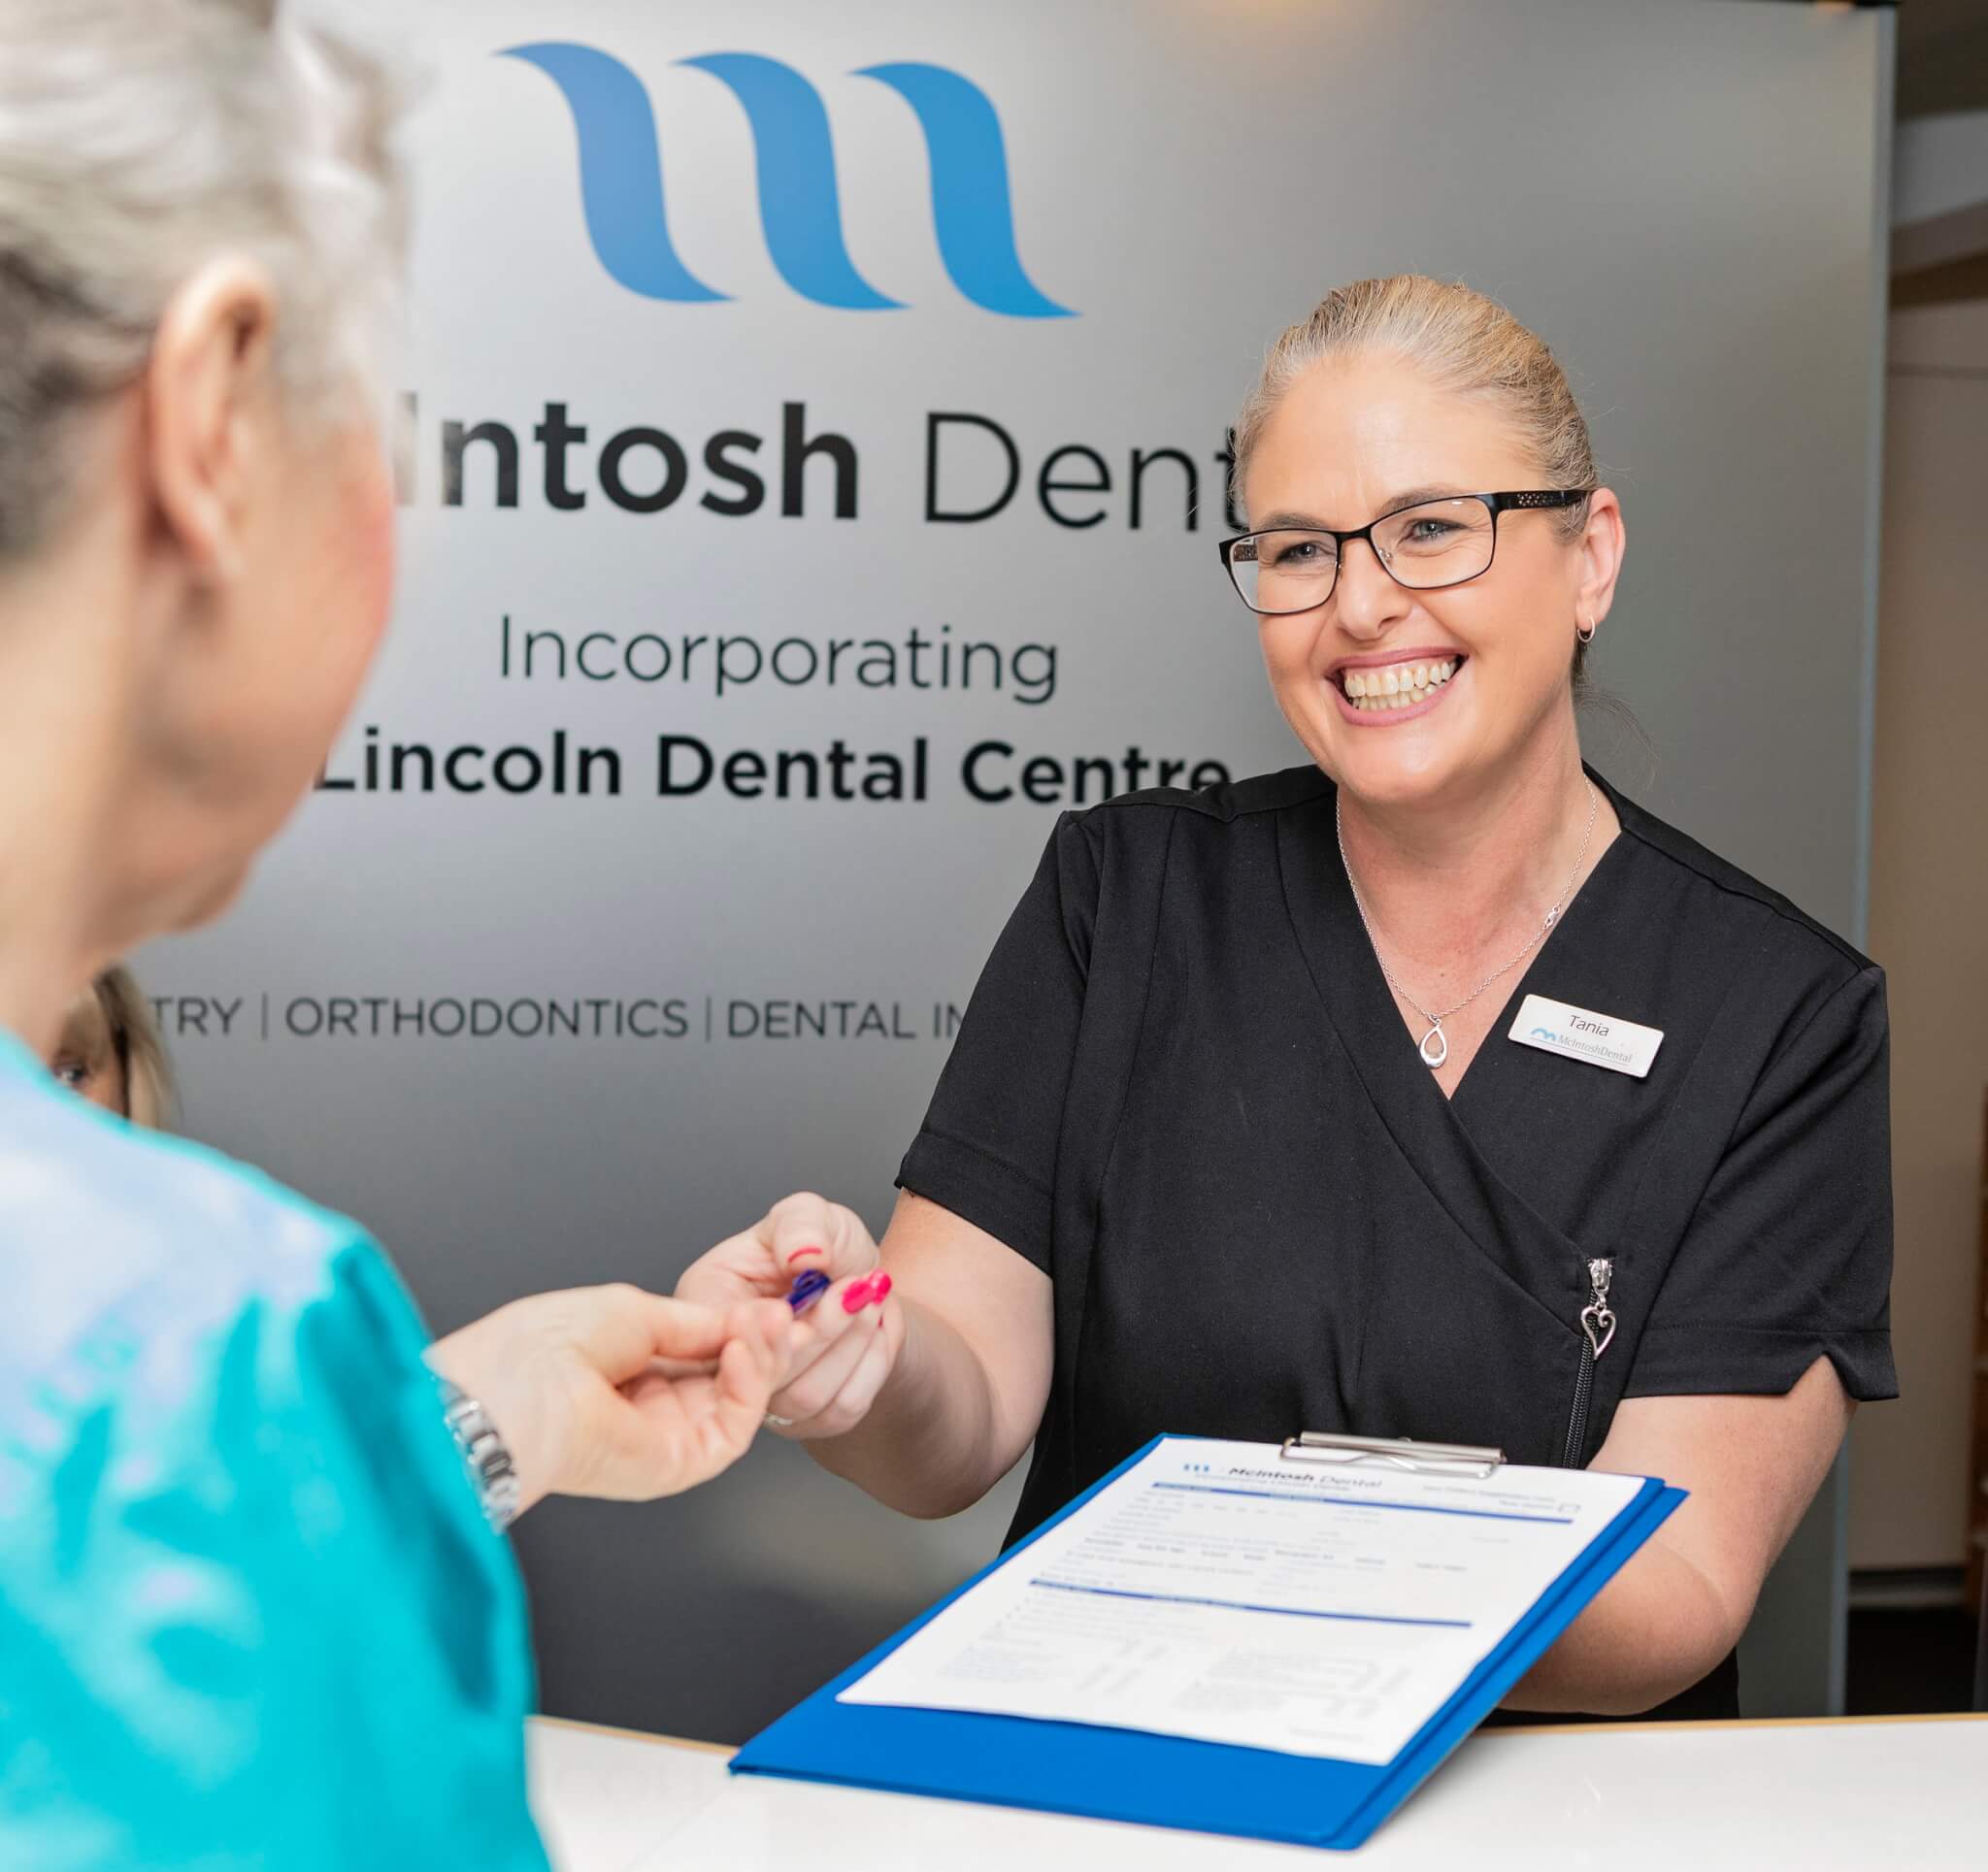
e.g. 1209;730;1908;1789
1508;994;1664;1078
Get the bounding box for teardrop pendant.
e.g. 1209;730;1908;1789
1417;1021;1449;1069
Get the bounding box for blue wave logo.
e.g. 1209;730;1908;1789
1530;1027;1559;1041
502;44;1074;318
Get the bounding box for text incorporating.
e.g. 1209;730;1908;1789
315;396;1248;810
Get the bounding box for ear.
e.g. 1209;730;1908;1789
1574;486;1627;629
144;257;280;585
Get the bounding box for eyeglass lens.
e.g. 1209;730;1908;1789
1228;498;1497;614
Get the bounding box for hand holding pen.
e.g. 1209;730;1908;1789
676;1192;901;1438
428;1285;792;1510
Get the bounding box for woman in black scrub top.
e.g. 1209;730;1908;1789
681;275;1896;1720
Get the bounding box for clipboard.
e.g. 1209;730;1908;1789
1278;1429;1507;1477
731;1432;1685;1852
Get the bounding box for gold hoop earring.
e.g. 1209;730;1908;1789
1575;614;1598;644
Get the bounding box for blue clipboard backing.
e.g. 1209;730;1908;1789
731;1435;1683;1851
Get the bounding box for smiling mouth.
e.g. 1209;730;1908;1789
1334;655;1464;712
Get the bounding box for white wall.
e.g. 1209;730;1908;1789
1851;294;1988;1572
1894;110;1988;224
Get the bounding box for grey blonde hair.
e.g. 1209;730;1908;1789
93;965;176;1128
0;0;409;560
1232;276;1601;685
53;964;176;1126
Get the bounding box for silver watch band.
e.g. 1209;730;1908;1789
437;1377;522;1532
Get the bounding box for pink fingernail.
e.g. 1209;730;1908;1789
787;1247;824;1265
841;1276;877;1314
869;1272;893;1304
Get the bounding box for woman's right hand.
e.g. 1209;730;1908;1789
676;1192;905;1440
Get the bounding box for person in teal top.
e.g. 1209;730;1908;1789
0;3;804;1863
0;1039;548;1865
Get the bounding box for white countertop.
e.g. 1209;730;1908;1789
527;1711;1988;1871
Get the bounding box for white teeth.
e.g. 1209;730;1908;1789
1342;655;1462;712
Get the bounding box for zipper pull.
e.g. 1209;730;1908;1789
1580;1257;1616;1361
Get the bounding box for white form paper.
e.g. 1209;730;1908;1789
839;1437;1644;1764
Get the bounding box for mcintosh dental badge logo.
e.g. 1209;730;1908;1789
503;44;1074;318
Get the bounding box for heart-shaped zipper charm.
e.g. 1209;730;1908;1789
1580;1304;1616;1361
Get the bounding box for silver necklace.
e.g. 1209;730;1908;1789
1337;780;1599;1071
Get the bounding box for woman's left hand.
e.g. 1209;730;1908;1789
426;1285;792;1515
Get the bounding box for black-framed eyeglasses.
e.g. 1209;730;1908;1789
1218;489;1592;616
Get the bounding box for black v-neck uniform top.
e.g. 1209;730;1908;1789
897;763;1896;1721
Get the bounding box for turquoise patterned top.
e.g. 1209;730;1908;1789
0;1031;549;1868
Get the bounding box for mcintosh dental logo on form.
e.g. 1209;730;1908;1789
503;44;1074;317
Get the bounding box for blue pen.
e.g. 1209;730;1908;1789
786;1268;832;1314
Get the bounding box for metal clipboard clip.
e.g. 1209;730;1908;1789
1279;1430;1505;1480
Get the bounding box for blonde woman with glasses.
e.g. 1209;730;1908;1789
684;274;1896;1724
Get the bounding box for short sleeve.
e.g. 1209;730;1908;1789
896;814;1100;1272
0;1234;549;1871
1625;964;1897;1402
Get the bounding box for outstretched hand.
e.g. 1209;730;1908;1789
426;1284;792;1515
